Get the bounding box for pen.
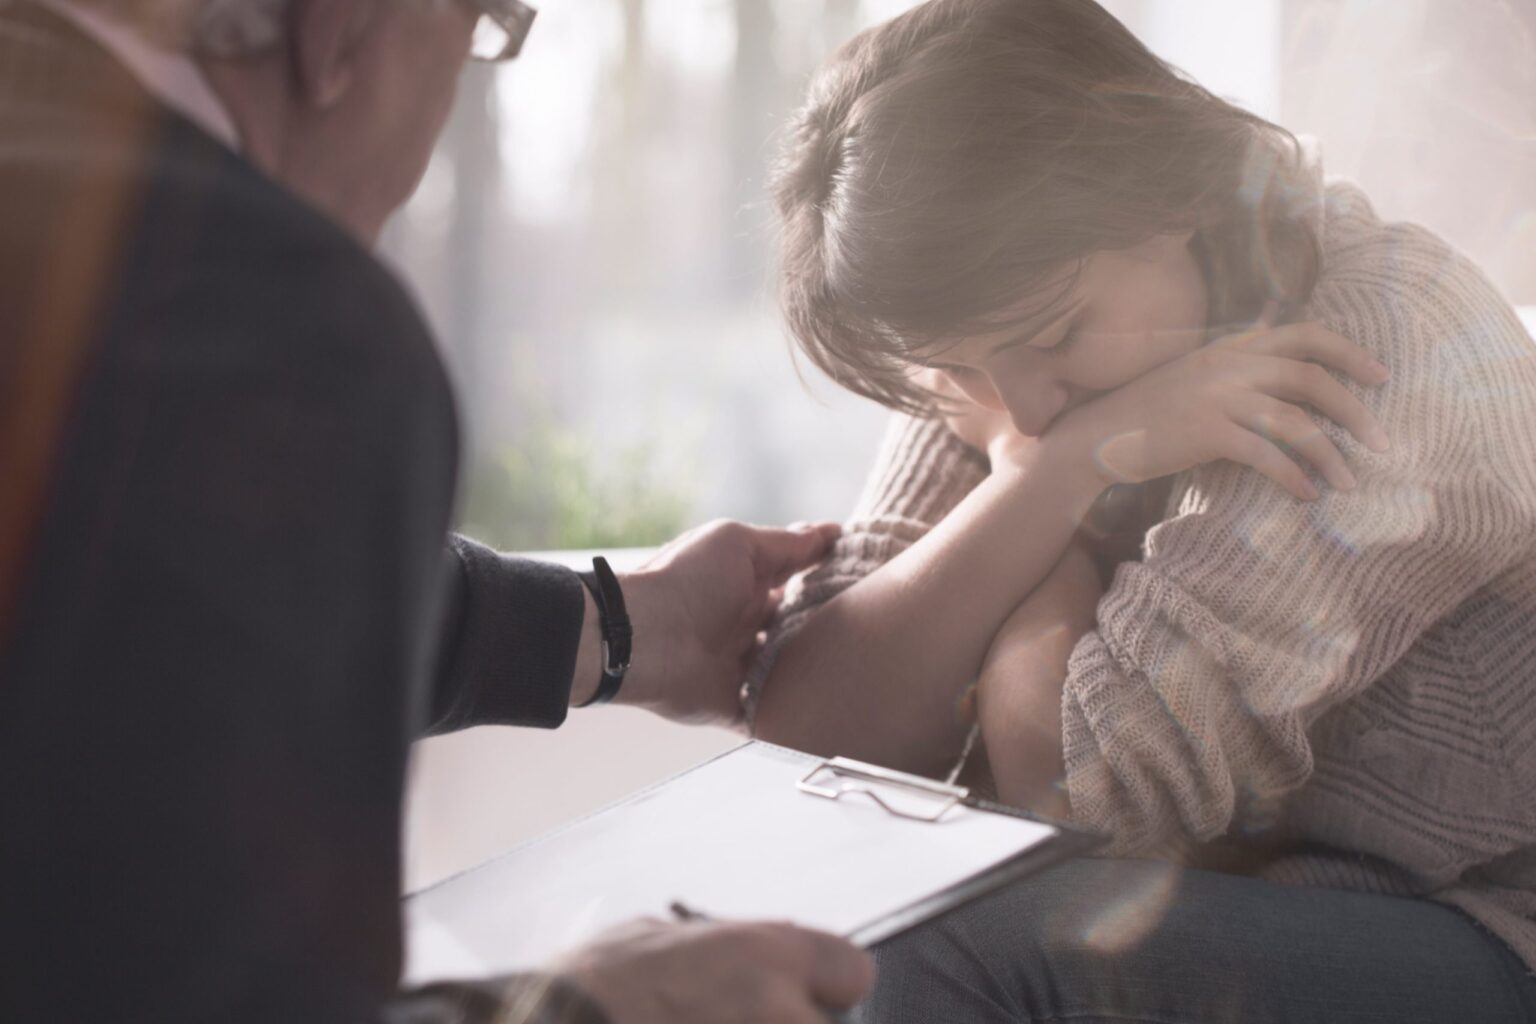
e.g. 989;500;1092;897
668;900;710;923
668;902;860;1024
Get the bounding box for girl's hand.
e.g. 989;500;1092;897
1047;321;1392;501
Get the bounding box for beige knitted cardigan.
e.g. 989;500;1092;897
752;180;1536;973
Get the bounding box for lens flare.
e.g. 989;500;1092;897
1092;429;1149;485
1078;859;1182;955
1313;483;1437;556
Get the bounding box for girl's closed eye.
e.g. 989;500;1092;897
1041;325;1081;358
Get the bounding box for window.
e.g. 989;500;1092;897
401;0;1535;890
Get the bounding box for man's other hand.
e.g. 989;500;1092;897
557;918;874;1024
616;520;840;726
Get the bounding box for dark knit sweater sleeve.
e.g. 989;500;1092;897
426;536;585;735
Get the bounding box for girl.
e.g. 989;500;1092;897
751;1;1536;1020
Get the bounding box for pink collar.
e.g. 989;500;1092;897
33;0;241;151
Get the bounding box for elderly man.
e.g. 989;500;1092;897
0;1;873;1021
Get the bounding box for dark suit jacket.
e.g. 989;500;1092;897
0;6;601;1021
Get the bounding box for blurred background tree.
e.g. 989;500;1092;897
460;421;691;551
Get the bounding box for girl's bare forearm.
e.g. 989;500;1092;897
978;543;1101;816
752;446;1102;775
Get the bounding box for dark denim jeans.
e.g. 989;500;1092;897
857;859;1536;1023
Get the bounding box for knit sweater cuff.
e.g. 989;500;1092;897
1059;563;1232;856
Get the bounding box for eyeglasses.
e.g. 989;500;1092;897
466;0;537;62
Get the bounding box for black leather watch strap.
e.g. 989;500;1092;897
575;556;631;708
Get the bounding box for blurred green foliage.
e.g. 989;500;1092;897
460;419;690;551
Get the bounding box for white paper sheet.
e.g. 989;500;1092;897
404;742;1057;985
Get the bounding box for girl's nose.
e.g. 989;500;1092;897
998;377;1069;438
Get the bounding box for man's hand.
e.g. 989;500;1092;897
557;918;875;1024
609;520;840;726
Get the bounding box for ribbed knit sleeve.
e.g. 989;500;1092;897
1061;184;1536;856
743;414;986;713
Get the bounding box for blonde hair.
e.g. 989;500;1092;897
772;0;1322;415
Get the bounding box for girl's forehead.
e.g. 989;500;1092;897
912;268;1087;363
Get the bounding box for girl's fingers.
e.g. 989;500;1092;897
1241;398;1357;493
1220;428;1321;501
1243;322;1391;389
1254;355;1391;452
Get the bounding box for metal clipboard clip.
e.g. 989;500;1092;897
797;756;970;823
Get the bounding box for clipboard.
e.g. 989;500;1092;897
404;741;1101;986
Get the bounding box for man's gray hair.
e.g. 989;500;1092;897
72;0;290;54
